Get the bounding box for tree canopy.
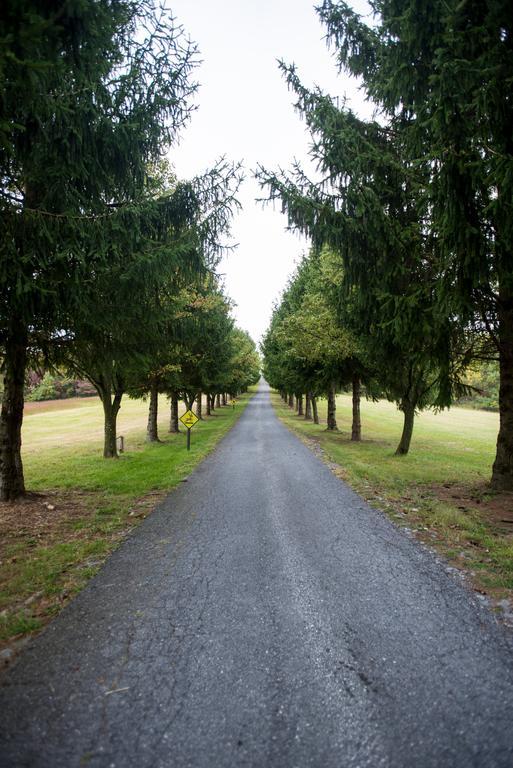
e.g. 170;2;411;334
316;0;513;486
0;1;252;498
258;0;510;475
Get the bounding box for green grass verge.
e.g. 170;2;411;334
271;391;513;603
0;391;254;650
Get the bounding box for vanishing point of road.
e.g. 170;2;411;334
1;381;513;767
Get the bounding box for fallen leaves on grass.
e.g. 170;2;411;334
432;482;513;530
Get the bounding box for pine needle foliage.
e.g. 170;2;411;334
256;3;507;457
0;1;241;497
316;0;513;486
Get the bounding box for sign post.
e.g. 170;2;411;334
179;409;199;451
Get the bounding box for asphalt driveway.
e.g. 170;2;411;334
1;381;513;767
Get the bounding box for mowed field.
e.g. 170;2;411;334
22;388;500;492
291;393;499;489
21;395;212;494
23;394;188;451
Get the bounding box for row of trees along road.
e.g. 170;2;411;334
258;0;513;490
263;246;472;451
125;283;260;445
0;1;259;501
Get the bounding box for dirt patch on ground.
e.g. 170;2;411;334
0;488;166;668
0;489;167;555
431;481;513;530
0;490;96;554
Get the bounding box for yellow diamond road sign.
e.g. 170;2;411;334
180;409;199;429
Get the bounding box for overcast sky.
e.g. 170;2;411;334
169;0;371;345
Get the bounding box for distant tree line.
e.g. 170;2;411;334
0;1;259;500
258;0;512;490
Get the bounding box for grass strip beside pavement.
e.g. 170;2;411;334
271;391;513;621
0;391;254;657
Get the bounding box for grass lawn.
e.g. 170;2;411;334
0;391;254;655
22;394;233;494
272;391;513;613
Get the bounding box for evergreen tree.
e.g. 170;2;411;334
0;1;198;497
224;328;260;396
262;253;358;433
317;0;513;485
258;47;471;455
60;163;241;457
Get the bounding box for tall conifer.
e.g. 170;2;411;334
0;1;197;498
317;0;513;486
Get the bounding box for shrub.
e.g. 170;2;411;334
27;373;76;401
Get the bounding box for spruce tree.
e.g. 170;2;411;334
258;70;470;454
317;0;513;486
0;1;197;498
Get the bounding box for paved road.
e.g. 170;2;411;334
2;382;513;767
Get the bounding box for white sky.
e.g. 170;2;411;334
169;0;371;345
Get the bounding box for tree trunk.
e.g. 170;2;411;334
0;329;27;501
210;394;216;412
196;391;203;420
351;374;362;442
312;396;319;425
288;393;294;408
395;398;415;456
305;392;312;420
492;287;513;489
146;380;159;442
222;393;227;406
184;392;195;411
100;388;123;458
216;393;221;408
297;394;304;416
169;392;180;433
326;383;338;431
206;393;211;416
